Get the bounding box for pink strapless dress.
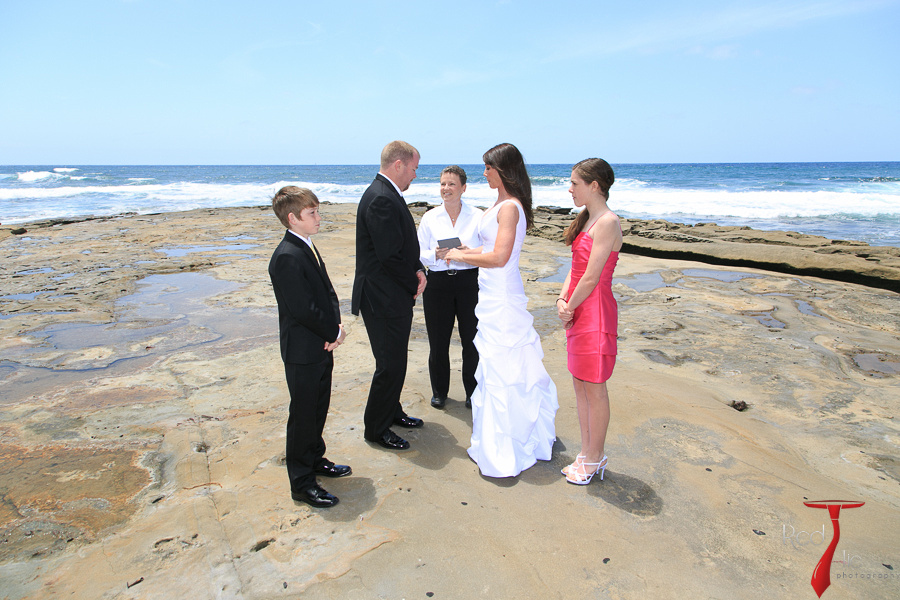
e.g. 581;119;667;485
565;232;618;383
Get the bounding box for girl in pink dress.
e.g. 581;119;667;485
556;158;622;485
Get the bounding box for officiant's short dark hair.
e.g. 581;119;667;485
441;165;467;186
272;186;319;228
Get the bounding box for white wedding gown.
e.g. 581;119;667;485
467;199;558;477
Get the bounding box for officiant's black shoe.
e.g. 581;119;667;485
375;429;410;450
292;485;339;508
465;396;472;409
315;463;352;478
430;396;446;408
393;415;423;428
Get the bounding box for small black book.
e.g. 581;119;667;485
437;237;462;249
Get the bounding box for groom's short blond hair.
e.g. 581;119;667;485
380;140;418;170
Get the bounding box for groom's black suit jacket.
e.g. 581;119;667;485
352;173;424;440
351;174;424;317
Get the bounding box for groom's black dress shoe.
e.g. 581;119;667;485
375;429;410;450
465;396;472;409
394;415;423;428
430;396;446;408
315;463;352;478
292;485;339;508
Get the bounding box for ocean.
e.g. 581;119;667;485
1;163;898;246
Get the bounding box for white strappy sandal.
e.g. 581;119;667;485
565;455;608;485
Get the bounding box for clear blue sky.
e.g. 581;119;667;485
2;0;898;165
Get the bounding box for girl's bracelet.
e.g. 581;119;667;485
556;297;566;304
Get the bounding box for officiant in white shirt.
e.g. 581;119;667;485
417;165;483;409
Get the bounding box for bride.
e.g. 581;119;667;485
445;143;558;477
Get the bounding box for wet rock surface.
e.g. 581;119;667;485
529;207;900;292
0;205;897;599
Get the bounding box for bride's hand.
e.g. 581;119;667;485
445;248;464;263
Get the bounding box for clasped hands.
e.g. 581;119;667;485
557;299;574;330
324;324;347;352
440;245;469;264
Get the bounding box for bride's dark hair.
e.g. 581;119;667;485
564;158;615;246
483;143;534;229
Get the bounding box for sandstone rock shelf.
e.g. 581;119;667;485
1;205;897;599
527;207;900;293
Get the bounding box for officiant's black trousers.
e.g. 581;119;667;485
422;268;479;399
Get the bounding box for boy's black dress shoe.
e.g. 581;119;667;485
292;485;339;508
315;463;352;478
430;396;446;408
465;396;472;409
375;429;410;450
393;415;423;428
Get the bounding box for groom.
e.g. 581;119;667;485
352;141;427;450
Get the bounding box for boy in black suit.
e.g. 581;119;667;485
269;186;349;508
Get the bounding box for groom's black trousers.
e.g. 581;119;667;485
360;304;412;440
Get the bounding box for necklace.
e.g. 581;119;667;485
447;205;461;226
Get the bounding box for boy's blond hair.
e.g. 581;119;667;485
272;186;319;228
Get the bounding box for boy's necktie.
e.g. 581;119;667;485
311;241;322;268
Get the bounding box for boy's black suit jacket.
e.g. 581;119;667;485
268;231;341;364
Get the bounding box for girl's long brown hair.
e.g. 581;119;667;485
564;158;615;246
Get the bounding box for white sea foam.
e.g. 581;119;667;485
3;163;895;243
610;189;899;219
432;183;897;220
2;180;896;220
2;173;897;248
17;171;57;182
270;180;371;201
